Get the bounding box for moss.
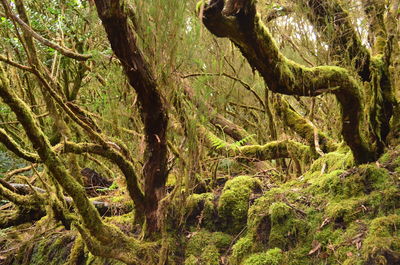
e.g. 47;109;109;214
186;193;217;230
185;230;232;259
305;149;353;180
201;244;220;265
184;255;198;265
308;164;391;201
242;248;283;265
268;202;307;250
218;175;261;234
325;197;366;223
28;233;75;265
230;235;254;264
362;215;400;263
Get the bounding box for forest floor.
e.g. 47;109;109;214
1;146;400;265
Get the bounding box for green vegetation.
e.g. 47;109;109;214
0;0;399;264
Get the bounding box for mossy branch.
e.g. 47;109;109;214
0;64;147;264
0;128;40;162
202;0;375;164
0;180;43;206
274;97;338;153
62;141;145;213
202;126;314;162
296;0;371;81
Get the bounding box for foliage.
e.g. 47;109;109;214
0;0;399;264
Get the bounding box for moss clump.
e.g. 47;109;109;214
186;193;217;230
242;248;284;265
218;175;262;234
27;233;75;265
362;215;400;263
268;202;307;250
184;245;220;265
230;235;254;264
185;230;232;264
184;255;199;265
309;164;391;200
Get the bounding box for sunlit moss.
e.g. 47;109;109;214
242;248;284;265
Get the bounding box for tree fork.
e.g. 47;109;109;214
202;0;377;164
93;0;169;234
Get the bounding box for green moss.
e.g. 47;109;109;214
325;197;366;223
362;215;400;263
185;230;232;259
27;233;75;265
268;202;307;250
242;248;283;265
184;255;198;265
201;244;220;265
305;149;353;180
269;202;291;223
186;192;216;230
308;164;391;201
230;235;254;264
218;176;261;234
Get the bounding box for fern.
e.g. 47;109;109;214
207;133;228;149
232;134;256;148
207;133;255;150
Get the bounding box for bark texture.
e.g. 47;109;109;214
94;0;169;234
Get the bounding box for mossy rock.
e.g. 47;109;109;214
229;235;255;264
305;149;353;179
362;215;400;264
242;248;284;265
218;175;262;234
268;202;308;250
185;229;232;264
186;192;217;230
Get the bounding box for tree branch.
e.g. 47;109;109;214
0;128;40;162
202;0;375;164
296;0;371;81
0;63;147;264
62;141;145;211
1;0;91;61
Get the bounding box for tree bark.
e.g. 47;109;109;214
93;0;169;234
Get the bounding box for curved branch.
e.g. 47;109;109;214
202;0;375;164
0;64;145;264
296;0;371;81
274;97;338;153
236;139;313;161
1;0;91;61
62;141;145;211
0;128;40;162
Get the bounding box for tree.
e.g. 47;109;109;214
0;0;399;264
201;0;399;164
